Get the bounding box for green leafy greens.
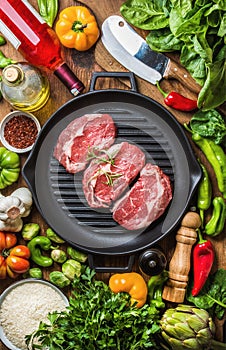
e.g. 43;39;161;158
190;109;226;145
25;267;162;349
120;0;226;110
187;269;226;319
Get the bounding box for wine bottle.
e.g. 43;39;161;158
0;0;84;96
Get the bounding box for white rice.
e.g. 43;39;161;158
0;281;67;350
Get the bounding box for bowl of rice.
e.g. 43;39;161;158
0;279;69;350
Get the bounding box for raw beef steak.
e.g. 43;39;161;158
54;114;116;173
83;142;145;208
112;163;172;230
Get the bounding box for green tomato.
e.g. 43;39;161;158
0;147;20;189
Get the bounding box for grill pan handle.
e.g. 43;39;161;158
88;254;135;273
89;71;137;92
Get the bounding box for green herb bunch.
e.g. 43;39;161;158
26;267;162;349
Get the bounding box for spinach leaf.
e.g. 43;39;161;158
26;267;162;349
180;43;206;86
120;0;170;30
187;269;226;319
190;109;226;144
146;27;183;52
198;45;226;110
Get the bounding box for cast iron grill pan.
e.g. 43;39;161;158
23;73;201;256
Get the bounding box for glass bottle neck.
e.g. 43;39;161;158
2;64;24;86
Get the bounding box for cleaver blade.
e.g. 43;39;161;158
101;15;200;94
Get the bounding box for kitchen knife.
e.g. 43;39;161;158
101;15;200;94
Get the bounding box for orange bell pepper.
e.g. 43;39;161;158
109;272;148;308
55;6;100;51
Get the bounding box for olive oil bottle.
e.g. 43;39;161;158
0;62;50;112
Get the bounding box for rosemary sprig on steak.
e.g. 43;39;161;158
87;147;118;166
100;169;122;186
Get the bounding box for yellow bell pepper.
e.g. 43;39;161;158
55;6;100;51
109;272;148;308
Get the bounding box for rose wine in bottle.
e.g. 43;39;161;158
0;0;84;96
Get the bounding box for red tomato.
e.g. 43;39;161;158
0;256;7;279
9;245;31;259
6;255;30;273
0;231;17;252
6;264;19;279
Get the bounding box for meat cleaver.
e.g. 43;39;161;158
101;15;200;94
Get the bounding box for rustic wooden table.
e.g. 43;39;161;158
0;0;225;348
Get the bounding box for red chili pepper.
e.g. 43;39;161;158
192;229;214;297
156;82;198;112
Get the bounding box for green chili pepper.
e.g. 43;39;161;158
0;36;6;46
147;270;168;309
27;236;53;267
46;227;65;243
191;133;226;198
205;196;226;236
197;161;212;227
37;0;58;27
0;50;16;68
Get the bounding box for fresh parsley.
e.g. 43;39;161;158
26;267;162;349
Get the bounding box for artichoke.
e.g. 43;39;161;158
160;304;226;350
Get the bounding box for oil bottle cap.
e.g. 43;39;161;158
2;65;23;84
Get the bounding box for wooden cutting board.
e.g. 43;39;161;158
94;40;197;127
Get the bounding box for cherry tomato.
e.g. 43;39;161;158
0;231;17;252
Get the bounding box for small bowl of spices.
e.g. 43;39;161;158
0;110;41;153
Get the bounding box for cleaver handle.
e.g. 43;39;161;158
164;59;201;95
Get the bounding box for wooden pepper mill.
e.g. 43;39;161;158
162;211;201;303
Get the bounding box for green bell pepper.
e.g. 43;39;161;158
148;270;168;309
27;236;54;267
0;147;20;189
